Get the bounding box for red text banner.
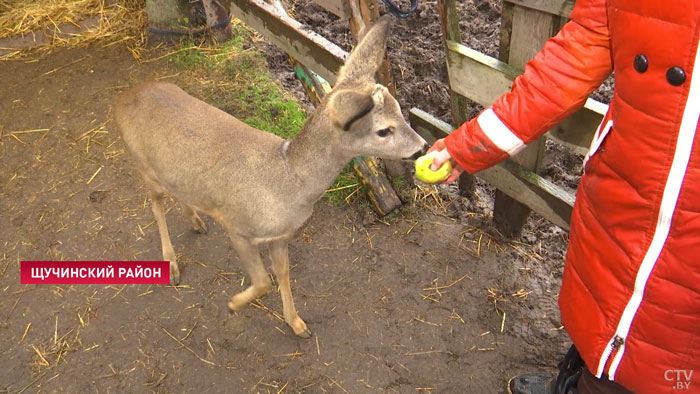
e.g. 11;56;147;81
21;261;170;284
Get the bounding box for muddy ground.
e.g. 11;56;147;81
0;2;582;393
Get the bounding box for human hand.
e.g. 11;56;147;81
427;139;464;183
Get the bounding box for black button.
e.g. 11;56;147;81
634;54;648;73
667;66;686;86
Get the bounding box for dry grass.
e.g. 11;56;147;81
0;0;103;38
0;0;146;60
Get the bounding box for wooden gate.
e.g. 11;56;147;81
410;0;608;233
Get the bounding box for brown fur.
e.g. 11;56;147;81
114;16;427;337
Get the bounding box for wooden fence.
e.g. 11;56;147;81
410;0;608;233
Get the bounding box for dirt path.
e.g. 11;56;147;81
1;37;570;393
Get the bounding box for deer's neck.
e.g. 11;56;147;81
285;112;351;204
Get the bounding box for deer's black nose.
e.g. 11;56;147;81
408;143;429;160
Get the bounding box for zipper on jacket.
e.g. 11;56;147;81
596;334;624;378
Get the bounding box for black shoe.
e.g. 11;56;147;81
507;373;555;394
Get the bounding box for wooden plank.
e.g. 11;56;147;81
509;5;558;76
506;0;575;18
446;40;518;106
230;0;347;84
409;108;573;230
492;5;555;235
438;0;470;125
409;108;453;144
314;0;352;19
482;160;574;230
550;98;606;155
499;1;514;64
349;0;396;96
437;0;475;195
445;40;606;152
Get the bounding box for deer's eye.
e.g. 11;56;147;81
377;128;392;137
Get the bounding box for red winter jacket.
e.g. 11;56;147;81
445;1;700;393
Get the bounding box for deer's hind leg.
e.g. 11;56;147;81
148;190;180;285
180;202;208;234
270;239;311;338
227;234;272;311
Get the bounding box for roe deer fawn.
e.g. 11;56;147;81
114;16;428;337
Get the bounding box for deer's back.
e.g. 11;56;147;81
114;82;302;236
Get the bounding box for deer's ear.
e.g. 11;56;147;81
328;89;375;131
337;15;391;83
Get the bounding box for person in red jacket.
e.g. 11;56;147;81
428;0;700;393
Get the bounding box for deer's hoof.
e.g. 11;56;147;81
228;297;245;311
294;327;313;339
291;317;312;338
193;219;208;234
169;263;180;285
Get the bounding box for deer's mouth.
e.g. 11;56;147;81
405;143;429;160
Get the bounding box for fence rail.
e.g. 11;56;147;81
409;108;575;230
445;39;607;155
229;0;347;85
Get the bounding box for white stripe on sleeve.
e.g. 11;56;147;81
476;108;526;156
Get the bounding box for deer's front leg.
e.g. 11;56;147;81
227;235;272;310
150;191;180;285
270;239;311;338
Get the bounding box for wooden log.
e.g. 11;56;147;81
357;0;406;179
229;0;347;84
437;0;475;195
353;157;403;216
409;108;574;230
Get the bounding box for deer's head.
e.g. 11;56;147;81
327;15;428;161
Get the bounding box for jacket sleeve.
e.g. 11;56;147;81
444;0;612;174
